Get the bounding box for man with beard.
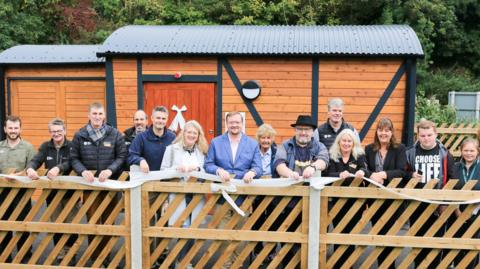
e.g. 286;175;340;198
273;115;329;267
70;102;127;266
0;115;36;262
314;98;358;149
123;110;148;171
26;118;75;264
204;111;262;268
275;115;329;180
123;109;148;149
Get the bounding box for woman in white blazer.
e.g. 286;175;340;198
160;120;208;268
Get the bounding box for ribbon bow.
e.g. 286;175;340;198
169;105;187;132
210;183;245;217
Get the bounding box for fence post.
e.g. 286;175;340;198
130;186;142;269
308;187;320;269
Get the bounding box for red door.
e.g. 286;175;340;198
144;83;216;142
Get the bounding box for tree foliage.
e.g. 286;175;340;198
1;0;479;123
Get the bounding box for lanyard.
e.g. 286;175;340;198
462;160;479;182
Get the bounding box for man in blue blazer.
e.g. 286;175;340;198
204;111;262;268
204;111;262;182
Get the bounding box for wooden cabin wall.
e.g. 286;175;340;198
223;57;312;143
111;56;406;145
112;58;138;133
224;57;405;145
143;57;217;75
318;59;405;144
4;66;105;148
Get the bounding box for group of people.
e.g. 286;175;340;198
0;98;478;268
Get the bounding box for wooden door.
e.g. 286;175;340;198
10;80;105;148
143;83;216;142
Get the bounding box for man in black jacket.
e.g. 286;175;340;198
70;102;127;182
70;102;127;266
26;118;71;179
26;118;76;263
314;98;358;149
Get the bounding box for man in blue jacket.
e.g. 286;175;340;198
127;105;175;267
205;111;262;182
204;111;262;268
128;106;176;172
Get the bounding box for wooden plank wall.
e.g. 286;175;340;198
4;66;105;148
224;57;312;143
224;57;405;144
112;58;138;133
318;59;405;144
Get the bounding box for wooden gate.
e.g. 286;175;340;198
143;83;216;141
140;179;309;269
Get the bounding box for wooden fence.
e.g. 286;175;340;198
0;171;479;269
415;123;478;158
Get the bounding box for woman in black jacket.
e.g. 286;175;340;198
327;128;370;269
365;118;407;269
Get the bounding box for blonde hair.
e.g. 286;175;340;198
460;137;479;152
329;129;364;161
173;120;208;154
226;111;243;122
255;123;276;141
417;118;437;134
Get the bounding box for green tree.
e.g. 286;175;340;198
0;0;60;49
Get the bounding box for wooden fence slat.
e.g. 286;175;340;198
1;171;479;268
147;192;168;222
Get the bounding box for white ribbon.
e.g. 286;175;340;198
168;105;187;132
3;172;479;211
0;172;303;215
210;183;245;216
310;174;480;205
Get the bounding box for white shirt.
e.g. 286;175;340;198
228;133;241;163
260;147;272;176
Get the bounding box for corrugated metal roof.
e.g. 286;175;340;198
99;25;424;57
0;45;105;64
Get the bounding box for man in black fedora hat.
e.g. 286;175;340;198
269;114;329;267
274;114;329;180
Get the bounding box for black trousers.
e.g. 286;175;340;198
452;213;479;269
409;202;445;269
46;190;78;247
330;197;364;269
252;196;302;268
369;199;399;269
0;189;32;262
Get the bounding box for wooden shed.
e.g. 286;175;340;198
0;45;106;148
1;25;424;147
